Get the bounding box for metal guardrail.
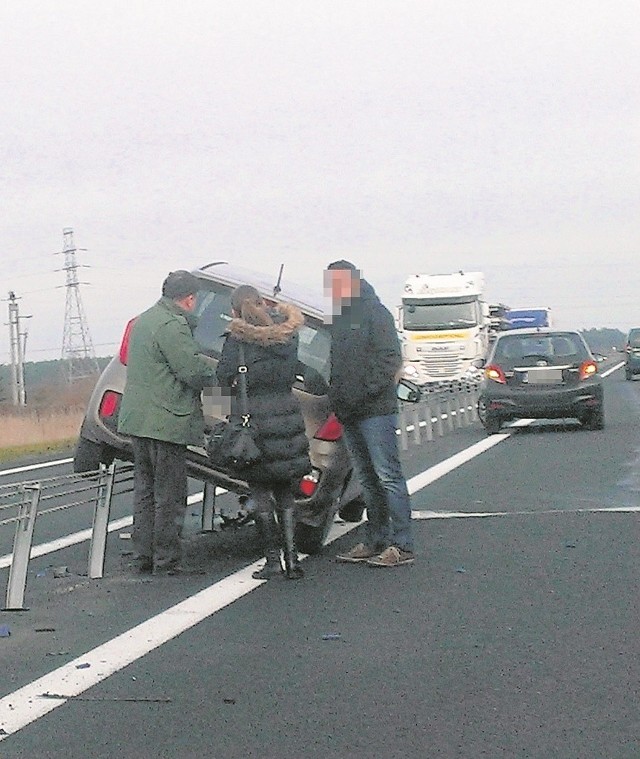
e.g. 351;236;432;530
397;385;480;450
1;463;135;611
1;384;479;610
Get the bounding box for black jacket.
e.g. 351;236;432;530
216;304;310;484
328;279;402;423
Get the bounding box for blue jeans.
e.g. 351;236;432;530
342;413;413;552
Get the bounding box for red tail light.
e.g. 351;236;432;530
314;412;343;441
485;364;506;384
99;391;121;418
118;318;137;365
579;360;597;380
299;470;320;497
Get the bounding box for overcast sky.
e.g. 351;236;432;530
2;0;639;363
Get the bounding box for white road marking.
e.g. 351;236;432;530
0;458;73;477
413;505;640;519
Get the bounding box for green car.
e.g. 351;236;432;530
624;328;640;380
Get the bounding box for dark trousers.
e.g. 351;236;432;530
250;481;296;516
131;436;188;569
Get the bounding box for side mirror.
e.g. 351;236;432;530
397;378;421;403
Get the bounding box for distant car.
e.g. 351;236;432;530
624;328;640;381
73;261;365;553
477;328;604;434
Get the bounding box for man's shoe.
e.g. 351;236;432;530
366;546;415;567
336;543;379;563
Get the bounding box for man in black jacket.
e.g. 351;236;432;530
325;260;414;567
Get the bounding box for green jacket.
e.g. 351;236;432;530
118;297;215;446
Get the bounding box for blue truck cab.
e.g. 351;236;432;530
504;307;552;330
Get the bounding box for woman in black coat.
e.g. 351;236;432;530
216;285;310;579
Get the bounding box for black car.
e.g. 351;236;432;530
477;328;604;434
624;327;640;381
73;262;365;553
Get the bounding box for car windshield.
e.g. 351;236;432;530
493;333;588;365
193;283;330;392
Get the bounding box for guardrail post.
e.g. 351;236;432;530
445;396;455;432
411;406;421;446
88;462;116;579
201;481;217;532
435;395;445;437
424;401;434;441
4;484;41;611
455;391;464;428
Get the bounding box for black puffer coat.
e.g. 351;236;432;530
216;304;311;484
329;279;402;423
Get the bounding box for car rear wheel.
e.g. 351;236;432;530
581;407;604;431
482;413;503;435
338;495;366;522
295;506;337;555
625;368;633;381
73;437;115;473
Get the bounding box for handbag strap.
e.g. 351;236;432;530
236;344;251;425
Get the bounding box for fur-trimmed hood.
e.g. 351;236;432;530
228;303;305;346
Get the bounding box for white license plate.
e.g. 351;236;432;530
525;368;564;384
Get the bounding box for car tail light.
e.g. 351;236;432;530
118;318;137;365
299;470;320;497
579;360;597;380
485;364;506;384
314;412;343;441
99;391;121;418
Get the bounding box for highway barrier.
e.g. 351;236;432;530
397;383;480;450
1;463;134;611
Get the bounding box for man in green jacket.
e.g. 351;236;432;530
118;270;215;574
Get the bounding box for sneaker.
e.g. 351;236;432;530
366;546;415;567
336;543;379;563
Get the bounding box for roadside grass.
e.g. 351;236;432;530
0;407;83;465
0;438;76;464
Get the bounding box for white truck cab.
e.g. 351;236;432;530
398;271;489;386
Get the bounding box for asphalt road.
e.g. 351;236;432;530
1;365;640;758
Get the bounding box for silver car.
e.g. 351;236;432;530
73;261;365;553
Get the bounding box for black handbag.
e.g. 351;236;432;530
207;345;262;472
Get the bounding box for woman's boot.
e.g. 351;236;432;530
281;507;304;580
252;511;283;580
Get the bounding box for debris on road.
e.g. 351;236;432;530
321;633;342;641
0;625;11;638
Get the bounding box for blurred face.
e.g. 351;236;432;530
324;268;360;305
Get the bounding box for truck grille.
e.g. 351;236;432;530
419;354;463;378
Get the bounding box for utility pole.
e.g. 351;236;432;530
7;290;29;406
56;228;100;383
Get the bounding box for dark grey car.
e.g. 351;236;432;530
477;328;604;434
73;262;364;553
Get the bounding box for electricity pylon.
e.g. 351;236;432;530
57;228;100;382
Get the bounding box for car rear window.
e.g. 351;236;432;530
193;284;331;391
493;333;588;365
627;329;640;348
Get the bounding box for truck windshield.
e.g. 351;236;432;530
402;301;478;330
